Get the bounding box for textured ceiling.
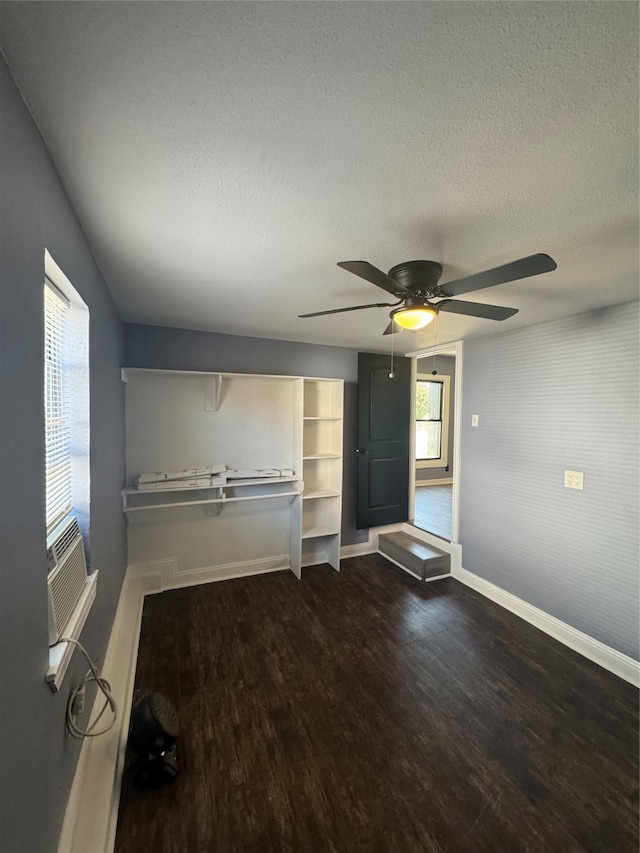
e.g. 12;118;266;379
1;1;638;352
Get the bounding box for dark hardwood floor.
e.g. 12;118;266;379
413;484;452;540
115;556;639;853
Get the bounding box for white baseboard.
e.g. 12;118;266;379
339;539;377;559
453;566;640;688
415;478;453;486
338;524;403;560
58;570;151;853
128;555;291;591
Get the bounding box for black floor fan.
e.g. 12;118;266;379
127;691;180;786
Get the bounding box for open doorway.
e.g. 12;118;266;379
407;343;462;542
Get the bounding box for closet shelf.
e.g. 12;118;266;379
302;452;341;460
224;476;299;488
302;524;340;539
303;489;340;500
123;484;224;496
121;368;299;411
123;475;298;496
123;489;301;514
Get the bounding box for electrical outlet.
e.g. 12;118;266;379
564;470;584;490
70;686;85;720
471;414;479;427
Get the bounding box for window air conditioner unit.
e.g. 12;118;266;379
47;516;89;645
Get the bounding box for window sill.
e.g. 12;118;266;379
46;571;98;692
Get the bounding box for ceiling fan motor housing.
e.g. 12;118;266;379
393;295;440;313
387;260;443;295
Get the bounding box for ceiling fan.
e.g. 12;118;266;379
299;253;557;334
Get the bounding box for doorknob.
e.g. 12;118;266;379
355;448;368;455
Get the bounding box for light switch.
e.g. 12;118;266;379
471;414;479;427
564;470;584;490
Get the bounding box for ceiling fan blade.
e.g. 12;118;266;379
299;301;395;318
338;261;409;296
437;300;518;320
441;253;557;297
382;321;399;335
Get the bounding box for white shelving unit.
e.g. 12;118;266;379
301;378;343;570
121;369;343;582
122;477;300;513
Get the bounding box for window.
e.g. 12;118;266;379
415;374;450;468
44;283;72;528
43;252;90;534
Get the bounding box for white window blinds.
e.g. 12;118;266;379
44;282;72;529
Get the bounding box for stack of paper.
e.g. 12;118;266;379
226;468;295;479
137;464;226;490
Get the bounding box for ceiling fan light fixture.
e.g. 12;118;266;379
390;304;438;330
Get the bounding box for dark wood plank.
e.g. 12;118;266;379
115;556;639;853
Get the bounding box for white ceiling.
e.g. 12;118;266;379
1;2;638;352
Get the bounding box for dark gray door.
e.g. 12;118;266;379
356;352;411;528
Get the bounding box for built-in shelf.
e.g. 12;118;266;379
121;367;300;412
302;525;340;539
122;475;298;496
122;369;343;579
124;491;301;514
301;378;343;570
224;476;299;487
122;477;301;513
303;453;341;460
303;489;340;500
122;485;225;497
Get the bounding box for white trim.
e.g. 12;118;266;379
339;538;377;559
44;250;84;307
415;478;453;487
57;570;151;853
450;341;463;544
453;566;640;688
128;555;291;590
44;275;71;308
415;372;451;468
407;341;463;545
422;572;451;583
408;357;417;520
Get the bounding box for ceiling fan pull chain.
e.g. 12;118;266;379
389;325;395;378
432;314;438;375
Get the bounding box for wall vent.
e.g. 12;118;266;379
47;516;88;645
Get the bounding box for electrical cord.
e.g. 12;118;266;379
54;637;118;738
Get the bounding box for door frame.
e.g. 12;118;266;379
404;340;464;544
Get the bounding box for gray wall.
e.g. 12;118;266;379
459;302;639;660
0;57;127;852
415;355;456;482
124;323;369;546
